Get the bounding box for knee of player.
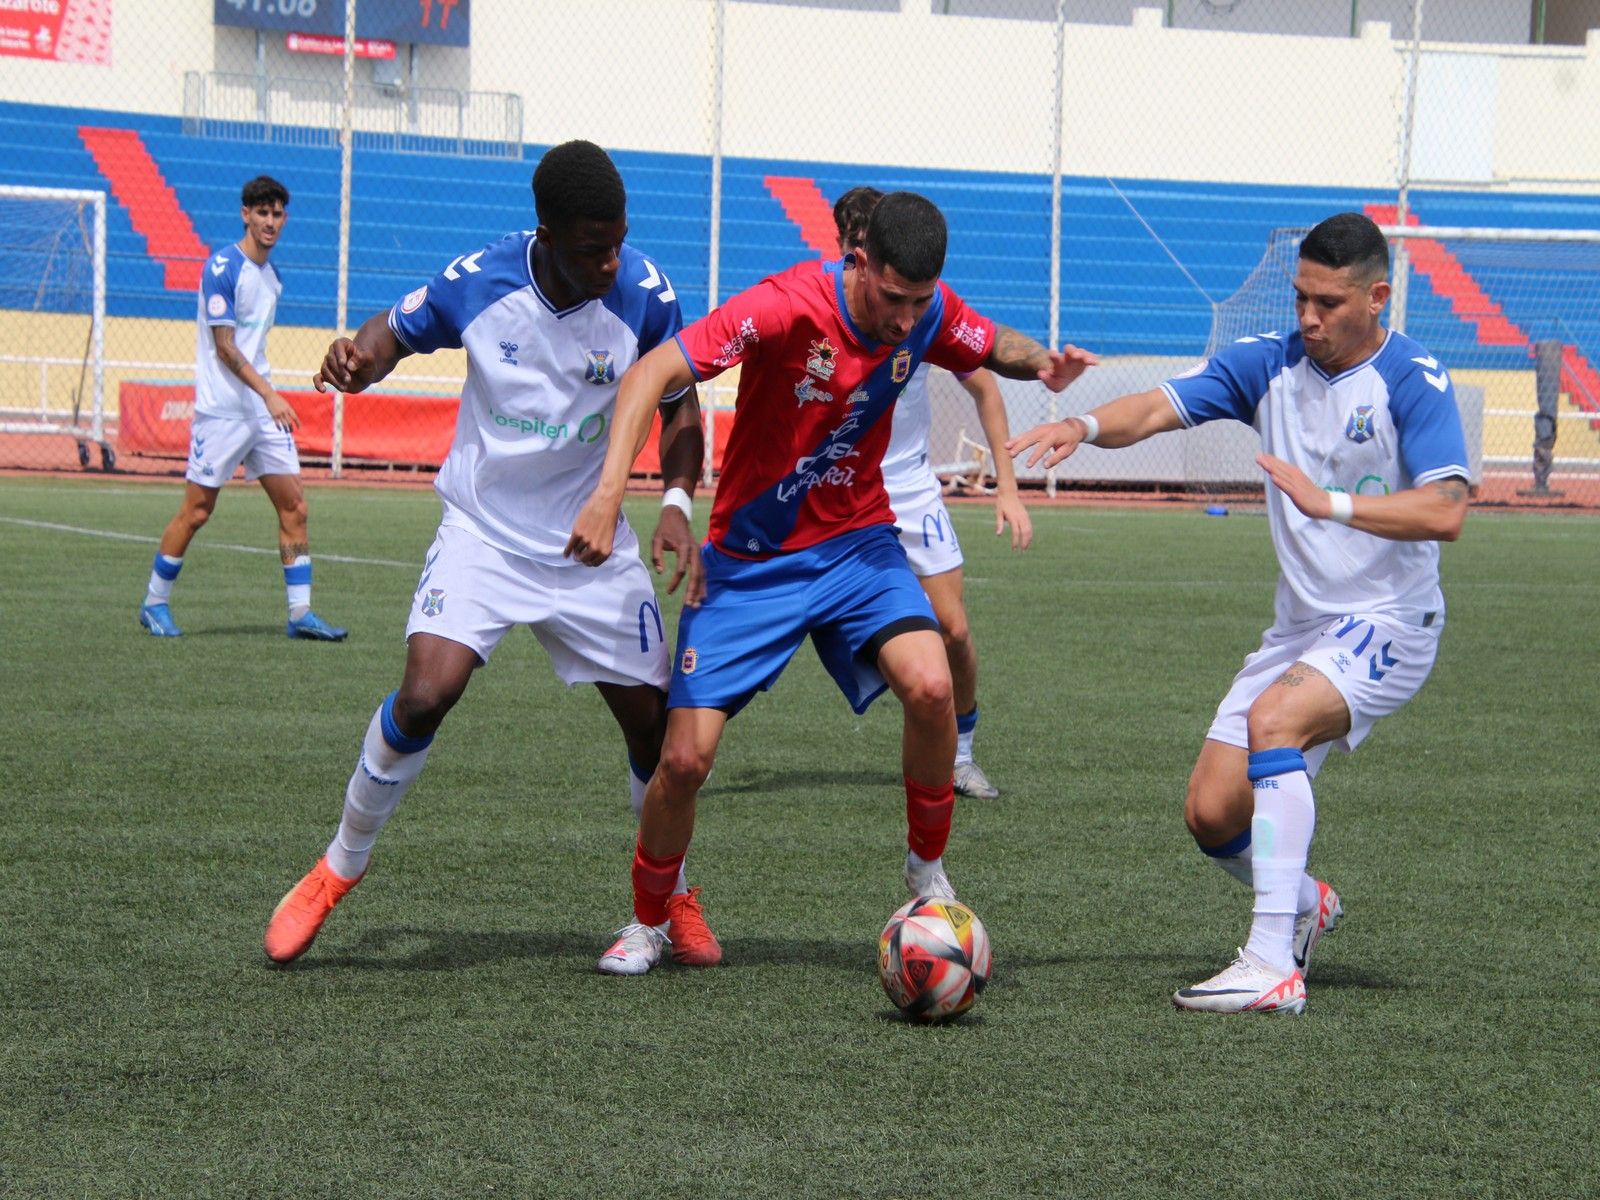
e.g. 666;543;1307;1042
393;680;462;734
181;501;213;532
900;668;954;722
1184;785;1237;844
1244;701;1309;753
939;612;972;653
281;496;310;531
656;740;713;795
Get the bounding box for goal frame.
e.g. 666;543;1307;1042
0;184;110;467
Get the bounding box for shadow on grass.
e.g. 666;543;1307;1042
707;767;901;796
274;927;874;974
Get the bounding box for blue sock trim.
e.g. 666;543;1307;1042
283;562;313;586
1247;747;1308;782
152;553;183;581
956;707;979;735
379;690;434;755
628;755;652;785
1198;827;1252;858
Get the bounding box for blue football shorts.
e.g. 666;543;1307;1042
667;524;939;716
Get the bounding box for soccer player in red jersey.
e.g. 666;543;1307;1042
567;191;1096;974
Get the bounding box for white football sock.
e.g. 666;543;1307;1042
1204;836;1321;914
325;702;432;880
1242;750;1317;974
145;553;182;608
284;554;312;621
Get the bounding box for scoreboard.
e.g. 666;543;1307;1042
214;0;470;49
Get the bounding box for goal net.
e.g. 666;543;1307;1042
0;185;110;468
1205;224;1600;506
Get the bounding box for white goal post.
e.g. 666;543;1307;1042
0;184;110;468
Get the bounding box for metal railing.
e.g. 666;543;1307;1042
182;71;522;159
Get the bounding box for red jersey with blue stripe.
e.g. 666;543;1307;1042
676;257;994;558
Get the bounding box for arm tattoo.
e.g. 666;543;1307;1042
985;324;1049;379
1432;479;1468;503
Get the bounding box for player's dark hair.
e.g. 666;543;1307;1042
1300;212;1389;284
532;140;626;227
241;175;289;209
833;186;884;252
864;192;947;283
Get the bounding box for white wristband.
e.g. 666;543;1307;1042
661;486;694;522
1326;490;1354;525
1075;412;1100;445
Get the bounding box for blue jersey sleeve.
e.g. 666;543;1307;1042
604;245;687;398
388;232;531;355
1162;335;1284;427
200;249;241;326
1386;356;1471;486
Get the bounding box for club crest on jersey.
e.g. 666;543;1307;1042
584;349;616;385
1345;404;1377;444
794;376;833;407
206;294;227;318
401;285;428;314
421;588;446;617
680;647;698;674
891;348;912;384
806;338;838;380
499;341;519;366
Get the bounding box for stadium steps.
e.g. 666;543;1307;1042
78;126;209;293
760;177;840;256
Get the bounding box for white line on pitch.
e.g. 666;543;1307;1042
0;516;416;568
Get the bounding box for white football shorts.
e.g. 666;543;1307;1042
404;522;670;690
1206;611;1442;777
890;481;963;578
185;410;301;487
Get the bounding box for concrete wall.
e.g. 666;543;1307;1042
2;1;1597;189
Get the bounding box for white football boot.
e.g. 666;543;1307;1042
953;760;1000;800
1173;947;1307;1015
904;852;957;901
1292;880;1344;977
596;922;670;976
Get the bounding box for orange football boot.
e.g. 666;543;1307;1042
264;856;363;963
666;885;723;966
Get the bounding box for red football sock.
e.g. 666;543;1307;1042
905;775;955;861
632;836;685;928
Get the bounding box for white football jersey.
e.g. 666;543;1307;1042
388;233;685;560
1164;329;1470;627
195;242;281;419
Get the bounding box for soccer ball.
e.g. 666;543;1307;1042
878;896;991;1023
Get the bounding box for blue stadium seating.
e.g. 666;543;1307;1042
2;98;1595;366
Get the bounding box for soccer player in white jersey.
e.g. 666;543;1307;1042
1011;213;1470;1014
262;142;721;967
138;175;346;642
834;188;1032;800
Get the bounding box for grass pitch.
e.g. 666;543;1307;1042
1;476;1596;1198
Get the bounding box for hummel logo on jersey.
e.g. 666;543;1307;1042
1345;404;1377;444
1412;355;1450;392
584;349;615;385
499;341;519;365
211;257;228;277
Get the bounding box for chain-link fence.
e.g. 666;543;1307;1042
1;0;1597;506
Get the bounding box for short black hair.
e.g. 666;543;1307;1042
833;186;883;252
532;140;626;227
864;191;947;283
241;175;288;209
1300;212;1389;284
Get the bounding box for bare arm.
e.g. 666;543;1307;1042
212;324;299;432
566;338;701;565
311;311;412;395
650;384;708;605
1258;456;1469;542
958;369;1031;551
983;323;1099;393
1007;387;1183;469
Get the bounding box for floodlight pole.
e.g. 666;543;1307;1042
1392;0;1425;336
332;0;357;478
